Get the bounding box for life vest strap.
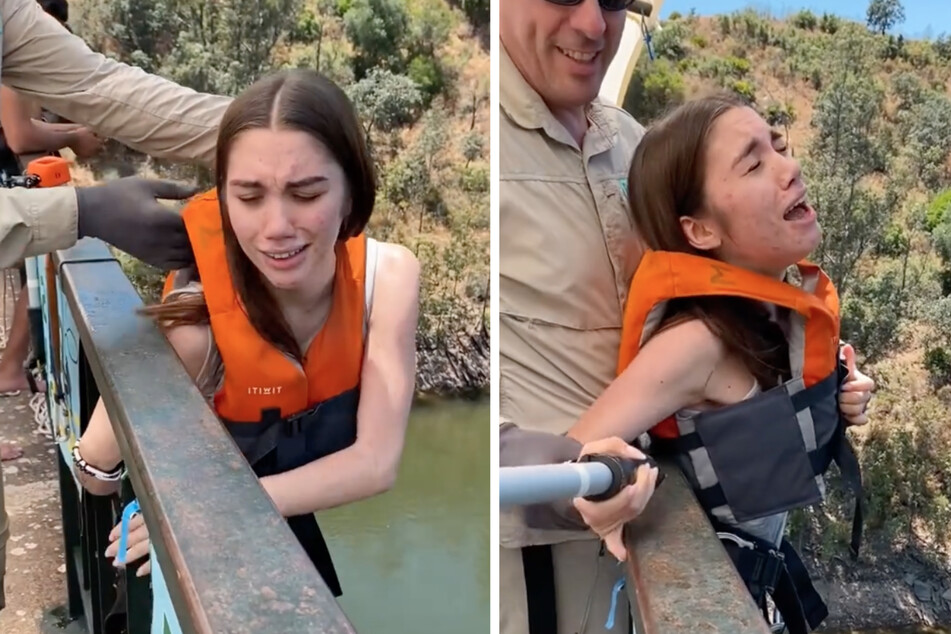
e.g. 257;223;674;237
713;519;828;634
224;401;323;467
519;543;631;634
835;352;865;559
520;545;558;634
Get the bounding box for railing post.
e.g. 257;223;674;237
77;337;120;634
55;445;83;620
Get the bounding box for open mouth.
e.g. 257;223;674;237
557;46;599;64
783;195;813;221
264;245;307;260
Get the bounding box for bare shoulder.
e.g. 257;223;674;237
164;323;212;380
374;241;421;290
367;242;420;337
640;317;728;370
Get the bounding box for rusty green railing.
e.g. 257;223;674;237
33;238;355;633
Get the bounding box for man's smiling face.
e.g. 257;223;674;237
500;0;626;111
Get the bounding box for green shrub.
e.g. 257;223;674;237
654;20;689;60
623;58;686;123
407;55;448;106
791;10;818;30
459;165;489;195
717;14;731;35
925;347;951;388
820;13;840;34
730;79;756;103
926;189;951;232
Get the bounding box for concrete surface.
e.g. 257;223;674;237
1;279;82;634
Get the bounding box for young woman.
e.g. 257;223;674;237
73;69;420;598
567;93;873;633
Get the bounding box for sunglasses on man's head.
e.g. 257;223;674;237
545;0;650;12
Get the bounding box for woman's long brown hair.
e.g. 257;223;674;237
630;93;790;389
139;69;377;363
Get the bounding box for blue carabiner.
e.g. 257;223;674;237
115;499;140;566
605;575;627;629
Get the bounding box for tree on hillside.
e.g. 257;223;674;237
866;0;905;35
807;63;893;295
903;94;951;190
448;0;488;29
891;72;925;110
343;0;409;79
347;68;423;139
83;0;301;96
764;102;796;147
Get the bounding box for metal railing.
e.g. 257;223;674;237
30;238;356;633
500;459;777;632
623;458;771;634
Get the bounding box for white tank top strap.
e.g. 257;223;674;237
364;237;380;338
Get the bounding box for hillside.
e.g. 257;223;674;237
66;0;490;397
622;8;951;629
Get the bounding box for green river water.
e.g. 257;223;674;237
319;397;489;634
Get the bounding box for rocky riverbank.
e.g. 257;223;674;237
798;532;951;632
415;330;489;397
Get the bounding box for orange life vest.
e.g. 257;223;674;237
162;189;372;596
162;189;366;424
616;249;863;633
617;250;841;439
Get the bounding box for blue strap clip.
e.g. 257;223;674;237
115;499;140;566
605;575;627;629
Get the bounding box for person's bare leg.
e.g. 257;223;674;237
0;292;32;394
0;290;44;462
0;444;22;462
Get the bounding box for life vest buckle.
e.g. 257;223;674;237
283;415;303;437
718;530;785;598
757;548;785;596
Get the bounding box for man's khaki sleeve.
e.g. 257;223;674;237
1;0;231;167
0;186;78;268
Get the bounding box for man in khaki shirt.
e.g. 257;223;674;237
0;0;231;269
0;0;232;610
498;0;653;632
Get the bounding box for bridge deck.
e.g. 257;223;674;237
1;282;82;634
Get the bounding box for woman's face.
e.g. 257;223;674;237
685;106;821;278
225;128;349;291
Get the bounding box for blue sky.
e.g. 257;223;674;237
658;0;949;40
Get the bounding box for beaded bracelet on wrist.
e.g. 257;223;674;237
72;444;122;482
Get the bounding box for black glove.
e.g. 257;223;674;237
76;178;200;271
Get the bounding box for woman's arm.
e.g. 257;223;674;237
260;243;421;518
73;323;211;495
1;86;72;154
0;85;103;157
567;319;726;445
